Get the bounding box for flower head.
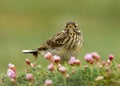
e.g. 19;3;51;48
8;63;16;73
74;59;81;65
45;79;52;86
47;63;54;71
53;55;61;63
59;66;66;74
26;73;33;81
84;53;94;64
7;69;16;79
92;52;100;61
89;58;94;64
84;53;92;62
44;52;52;60
68;57;76;65
25;58;31;65
101;61;106;66
108;54;114;61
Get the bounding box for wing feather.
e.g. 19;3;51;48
45;32;68;48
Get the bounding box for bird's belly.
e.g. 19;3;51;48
40;41;82;61
49;45;81;61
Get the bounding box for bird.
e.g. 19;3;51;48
22;22;83;61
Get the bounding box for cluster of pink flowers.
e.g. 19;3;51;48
25;59;35;82
68;56;81;66
6;51;119;85
7;63;17;83
45;52;66;74
84;52;100;64
44;52;82;82
84;52;116;69
7;62;34;84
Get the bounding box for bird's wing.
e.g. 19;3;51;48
45;31;69;49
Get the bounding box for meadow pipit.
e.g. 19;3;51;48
22;22;83;61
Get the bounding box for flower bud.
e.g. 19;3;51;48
101;61;106;66
84;53;92;62
44;52;52;60
45;79;52;86
8;63;16;73
74;59;81;65
47;63;54;71
25;58;31;65
89;58;94;64
53;55;61;63
59;66;66;74
84;53;94;64
108;54;114;61
7;69;16;79
68;57;76;66
92;52;100;61
26;73;33;81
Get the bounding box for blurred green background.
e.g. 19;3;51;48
0;0;120;72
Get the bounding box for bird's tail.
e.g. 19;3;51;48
22;49;38;59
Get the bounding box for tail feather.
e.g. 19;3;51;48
22;50;38;60
22;50;38;54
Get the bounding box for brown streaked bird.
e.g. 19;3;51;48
22;22;83;61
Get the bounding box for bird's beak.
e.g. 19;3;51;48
67;24;75;29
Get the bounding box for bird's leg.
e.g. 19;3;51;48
33;52;38;60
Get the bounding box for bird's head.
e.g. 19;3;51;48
65;22;78;33
66;22;77;29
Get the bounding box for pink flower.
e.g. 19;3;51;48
47;63;54;71
44;52;52;60
74;59;81;65
84;53;93;62
45;79;52;86
25;58;31;65
108;54;114;61
89;58;94;64
84;53;94;64
101;61;106;66
53;55;61;63
92;52;100;61
59;66;66;74
26;73;33;81
68;57;76;65
7;69;16;79
8;63;16;74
